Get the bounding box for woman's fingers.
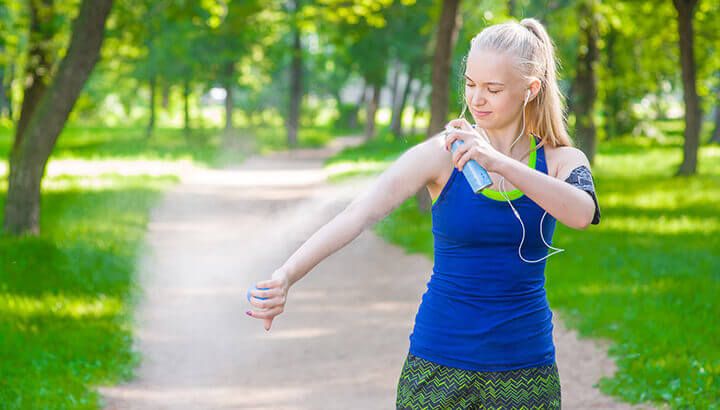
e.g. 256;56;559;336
444;130;468;151
246;269;292;332
452;142;469;165
457;150;476;172
446;118;473;131
250;305;284;320
249;287;276;300
249;294;285;309
257;278;283;288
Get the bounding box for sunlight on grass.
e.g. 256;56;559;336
0;292;123;320
0;158;201;179
577;279;676;297
326;160;389;181
598;215;720;234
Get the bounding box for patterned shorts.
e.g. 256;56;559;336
396;352;561;409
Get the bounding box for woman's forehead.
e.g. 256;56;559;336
464;50;519;84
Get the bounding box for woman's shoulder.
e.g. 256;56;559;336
386;133;452;189
413;132;454;182
543;144;591;180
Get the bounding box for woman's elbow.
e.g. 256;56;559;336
568;210;594;230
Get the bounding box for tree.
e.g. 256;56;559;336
3;0;114;235
571;0;599;164
385;0;434;138
287;0;303;148
711;71;720;143
418;0;462;213
427;0;462;138
673;0;701;176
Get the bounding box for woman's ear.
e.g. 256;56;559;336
528;78;542;101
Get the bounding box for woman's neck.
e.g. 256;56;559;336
479;118;531;160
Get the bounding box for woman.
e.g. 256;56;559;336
246;17;601;409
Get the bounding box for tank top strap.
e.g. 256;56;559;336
532;134;549;175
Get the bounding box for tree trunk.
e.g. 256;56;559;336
161;80;170;109
710;103;720;144
604;26;619;140
711;72;720;144
0;66;8;118
389;62;402;136
15;0;56;145
224;61;235;134
364;83;380;141
571;0;599;164
508;0;517;17
183;78;191;136
419;0;462;212
331;90;344;130
410;83;424;137
146;74;156;139
673;0;701;175
287;7;302;149
4;64;14;120
394;64;416;138
4;0;113;235
349;80;368;129
427;0;462;138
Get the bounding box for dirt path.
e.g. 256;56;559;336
99;137;653;409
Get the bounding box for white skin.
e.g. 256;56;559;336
247;49;596;331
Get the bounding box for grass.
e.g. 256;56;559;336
326;126;720;409
0;176;173;409
0;122;346;408
0;124;341;165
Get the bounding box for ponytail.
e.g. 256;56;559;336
519;18;572;149
466;18;573;152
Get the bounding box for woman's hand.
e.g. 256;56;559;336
442;118;506;173
246;268;291;331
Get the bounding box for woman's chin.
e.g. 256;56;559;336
471;116;493;126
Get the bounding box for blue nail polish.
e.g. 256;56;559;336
247;286;270;302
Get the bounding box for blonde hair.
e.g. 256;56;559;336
459;18;573;155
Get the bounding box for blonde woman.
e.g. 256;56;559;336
247;18;600;409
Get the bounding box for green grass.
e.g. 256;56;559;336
327;131;720;409
0;174;176;408
0;123;348;408
0;124;344;166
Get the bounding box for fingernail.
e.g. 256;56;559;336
246;311;252;316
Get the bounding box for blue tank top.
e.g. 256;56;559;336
408;135;557;372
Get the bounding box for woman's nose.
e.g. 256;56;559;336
470;91;486;106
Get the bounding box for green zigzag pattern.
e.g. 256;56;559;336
396;353;561;409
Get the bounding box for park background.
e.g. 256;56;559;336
0;0;718;408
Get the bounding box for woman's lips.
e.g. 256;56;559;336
472;108;491;117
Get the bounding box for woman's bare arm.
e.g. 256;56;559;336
280;135;446;288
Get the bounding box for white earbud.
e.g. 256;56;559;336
524;89;531;104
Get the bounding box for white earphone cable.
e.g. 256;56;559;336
495;90;565;263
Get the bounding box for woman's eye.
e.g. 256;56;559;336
489;90;501;94
465;83;474;87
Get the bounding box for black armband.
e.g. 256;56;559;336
564;165;601;225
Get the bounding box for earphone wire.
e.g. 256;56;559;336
495;92;565;263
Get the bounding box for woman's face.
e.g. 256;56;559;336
464;49;528;131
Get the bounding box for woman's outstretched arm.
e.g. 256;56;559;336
247;135;448;330
282;136;445;287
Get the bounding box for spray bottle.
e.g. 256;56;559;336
444;124;493;193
